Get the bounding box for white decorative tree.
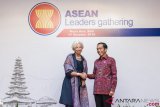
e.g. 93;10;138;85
3;57;34;107
7;57;30;98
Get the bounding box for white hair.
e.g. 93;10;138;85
72;41;84;50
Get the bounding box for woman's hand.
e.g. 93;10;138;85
81;80;86;87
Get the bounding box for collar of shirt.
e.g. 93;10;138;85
98;54;108;60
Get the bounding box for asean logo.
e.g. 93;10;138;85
29;2;61;35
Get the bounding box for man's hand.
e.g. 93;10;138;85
79;72;87;79
109;91;114;96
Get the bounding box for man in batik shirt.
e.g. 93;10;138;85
87;42;117;107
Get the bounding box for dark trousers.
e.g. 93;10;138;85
94;94;112;107
65;105;73;107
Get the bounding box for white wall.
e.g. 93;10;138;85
0;0;160;107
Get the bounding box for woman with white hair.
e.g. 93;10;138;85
59;41;89;107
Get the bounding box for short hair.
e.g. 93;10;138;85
97;42;108;49
72;41;84;50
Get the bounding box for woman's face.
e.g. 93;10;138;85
74;43;83;55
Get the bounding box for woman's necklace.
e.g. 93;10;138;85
76;56;82;61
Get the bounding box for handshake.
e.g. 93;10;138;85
77;72;88;79
76;72;95;87
75;72;94;79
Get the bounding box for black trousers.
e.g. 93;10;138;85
65;105;73;107
94;94;112;107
